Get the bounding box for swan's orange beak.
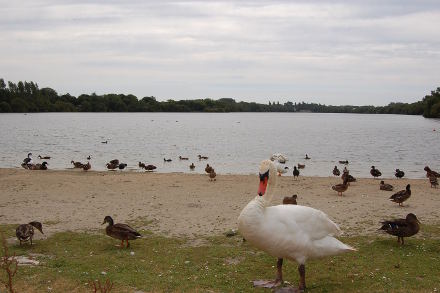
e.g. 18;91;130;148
258;177;268;196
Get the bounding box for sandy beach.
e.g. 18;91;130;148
0;168;439;239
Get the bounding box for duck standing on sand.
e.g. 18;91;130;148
424;166;440;178
282;194;297;205
139;162;146;169
118;163;127;170
380;181;393;191
389;184;411;206
429;175;438;188
332;177;349;196
102;216;141;248
292;166;300;179
379;213;420;245
16;221;44;245
209;169;217;181
341;170;356;184
395;169;405;179
238;160;355;291
333;166;340;176
370;166;382;179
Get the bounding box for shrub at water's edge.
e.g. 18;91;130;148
0;78;438;117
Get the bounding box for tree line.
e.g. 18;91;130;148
0;78;439;117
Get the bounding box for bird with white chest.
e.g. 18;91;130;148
238;160;355;291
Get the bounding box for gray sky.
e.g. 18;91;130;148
1;0;439;105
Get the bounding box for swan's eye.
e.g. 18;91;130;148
259;170;269;181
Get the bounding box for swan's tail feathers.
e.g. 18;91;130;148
313;236;357;257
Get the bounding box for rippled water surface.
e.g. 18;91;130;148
1;113;439;178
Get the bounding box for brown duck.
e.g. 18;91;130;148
380;180;393;191
395;169;405;179
282;194;297;205
106;162;118;170
82;162;91;171
205;164;213;174
332;166;340;176
209;169;217;181
189;163;195;170
71;160;84;168
102;216;141;248
379;213;420;245
144;164;157;171
370;166;382;178
424;166;440;178
297;163;305;169
16;221;44;245
389;184;411;206
332;178;349;196
429;175;438;188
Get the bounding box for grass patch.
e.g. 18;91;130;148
1;225;439;292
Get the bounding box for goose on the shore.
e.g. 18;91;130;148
238;160;355;291
395;169;405;179
333;166;340;176
102;216;141;248
16;221;44;245
380;180;393;191
389;184;411;206
370;166;382;179
379;213;420;245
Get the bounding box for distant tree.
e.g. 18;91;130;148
0;101;11;112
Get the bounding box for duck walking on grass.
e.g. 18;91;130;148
16;221;44;245
379;213;420;245
380;180;393;191
102;216;141;248
389;184;411;207
238;160;355;291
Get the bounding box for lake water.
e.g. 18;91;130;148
0;113;439;178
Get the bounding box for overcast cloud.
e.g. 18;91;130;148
1;0;439;105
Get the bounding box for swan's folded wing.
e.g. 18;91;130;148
265;205;341;240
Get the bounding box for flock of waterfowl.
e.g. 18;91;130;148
14;152;439;292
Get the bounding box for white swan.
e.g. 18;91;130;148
238;160;355;291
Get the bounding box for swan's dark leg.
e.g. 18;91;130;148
298;264;306;291
276;258;283;283
126;240;130;248
252;258;283;288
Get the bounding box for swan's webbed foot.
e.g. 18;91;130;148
252;279;282;288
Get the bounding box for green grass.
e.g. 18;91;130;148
1;225;439;292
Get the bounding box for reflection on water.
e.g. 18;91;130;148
0;113;439;178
